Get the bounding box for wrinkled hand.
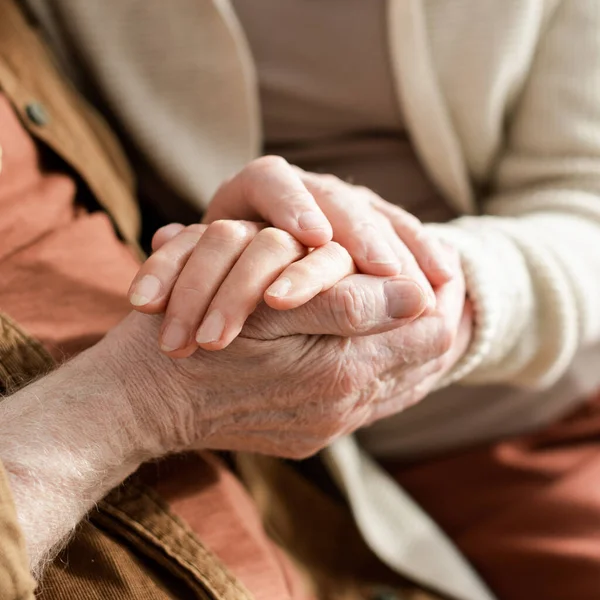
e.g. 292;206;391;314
205;157;455;293
106;246;470;460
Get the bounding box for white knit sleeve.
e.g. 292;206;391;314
429;0;600;388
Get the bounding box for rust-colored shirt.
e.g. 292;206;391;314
0;93;139;362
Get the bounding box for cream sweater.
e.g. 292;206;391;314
26;0;600;393
419;0;600;390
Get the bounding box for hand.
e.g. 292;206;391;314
127;218;430;356
0;246;467;570
205;157;454;284
110;246;469;459
128;222;365;355
128;164;456;354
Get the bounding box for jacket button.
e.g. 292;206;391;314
25;102;50;126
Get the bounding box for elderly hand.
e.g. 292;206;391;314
0;231;468;571
128;161;459;354
108;241;470;459
203;157;454;284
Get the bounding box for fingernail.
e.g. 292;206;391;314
160;319;189;352
196;310;226;345
298;211;329;231
384;280;426;318
130;275;161;307
368;241;401;267
266;277;292;298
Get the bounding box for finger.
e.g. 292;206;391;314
205;156;333;247
195;228;307;351
151;223;186;253
368;253;466;368
298;173;403;276
365;304;472;427
245;274;427;339
377;219;437;313
430;247;465;329
364;358;443;426
160;220;264;355
128;224;207;312
264;241;357;310
370;198;455;285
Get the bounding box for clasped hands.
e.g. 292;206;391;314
113;156;471;459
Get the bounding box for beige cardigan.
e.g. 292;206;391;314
24;1;600;598
34;0;600;393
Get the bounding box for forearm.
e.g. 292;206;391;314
0;335;161;577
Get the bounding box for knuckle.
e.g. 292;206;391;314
145;251;177;272
170;225;206;248
353;185;387;209
310;173;343;196
286;444;320;460
284;261;313;282
443;243;461;265
150;232;165;251
414;229;436;251
152;224;171;240
322;240;349;261
364;188;389;207
324;413;347;439
401;212;424;233
304;420;344;452
330;284;374;334
318;173;342;188
349;219;379;239
151;224;182;247
320;242;353;269
258;227;304;253
277;189;315;209
206;219;250;242
248;155;288;176
170;283;205;305
354;185;379;201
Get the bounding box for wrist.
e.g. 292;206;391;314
96;311;208;458
0;345;151;486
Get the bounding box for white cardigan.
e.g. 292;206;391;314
33;0;600;391
405;0;600;390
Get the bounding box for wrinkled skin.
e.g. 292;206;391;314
103;250;470;460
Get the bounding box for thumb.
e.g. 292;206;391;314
247;275;427;338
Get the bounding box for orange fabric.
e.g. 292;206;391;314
0;93;139;361
387;392;600;600
145;453;311;600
